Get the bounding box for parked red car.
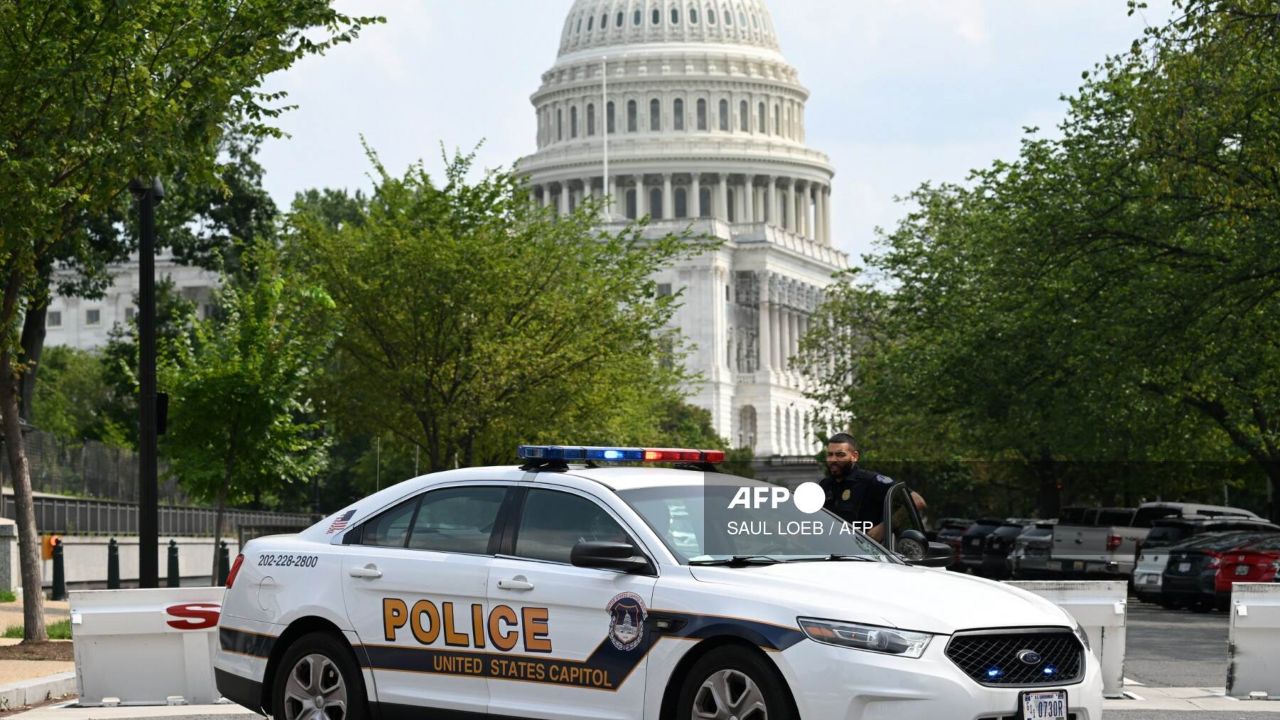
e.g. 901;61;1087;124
1216;535;1280;604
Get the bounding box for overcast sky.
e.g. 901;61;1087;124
256;0;1175;263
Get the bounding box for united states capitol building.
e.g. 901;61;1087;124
518;0;847;457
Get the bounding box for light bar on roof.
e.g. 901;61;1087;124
517;445;723;463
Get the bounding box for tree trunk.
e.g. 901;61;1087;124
0;350;46;642
1265;459;1279;524
18;303;47;423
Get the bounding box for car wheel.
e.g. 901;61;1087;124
677;646;796;720
1190;599;1212;613
272;632;367;720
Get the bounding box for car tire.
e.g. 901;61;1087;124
676;646;796;720
272;631;368;720
1190;599;1213;613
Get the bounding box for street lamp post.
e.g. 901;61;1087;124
129;176;163;588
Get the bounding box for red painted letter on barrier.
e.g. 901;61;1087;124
166;602;221;630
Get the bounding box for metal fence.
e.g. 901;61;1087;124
0;493;315;536
2;429;191;504
0;429;315;535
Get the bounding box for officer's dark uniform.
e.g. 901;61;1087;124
820;466;895;526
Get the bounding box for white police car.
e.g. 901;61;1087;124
214;445;1101;720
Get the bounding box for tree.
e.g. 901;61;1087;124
161;245;334;582
799;0;1280;519
286;150;707;472
0;1;377;641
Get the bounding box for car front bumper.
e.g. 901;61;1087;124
775;635;1103;720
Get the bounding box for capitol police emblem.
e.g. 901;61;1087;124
606;592;647;651
841;489;851;501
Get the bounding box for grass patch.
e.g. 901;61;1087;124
0;590;15;603
3;619;72;639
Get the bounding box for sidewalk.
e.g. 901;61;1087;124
0;599;76;711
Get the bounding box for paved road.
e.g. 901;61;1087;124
1122;600;1232;688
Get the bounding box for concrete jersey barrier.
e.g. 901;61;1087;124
70;587;224;705
1226;582;1280;699
1005;580;1127;698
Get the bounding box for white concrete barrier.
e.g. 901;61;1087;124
1006;580;1127;698
1226;582;1280;699
70;587;224;705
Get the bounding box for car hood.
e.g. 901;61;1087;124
689;561;1072;635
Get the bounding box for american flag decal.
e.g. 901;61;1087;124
326;509;357;534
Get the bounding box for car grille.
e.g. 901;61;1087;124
945;628;1084;687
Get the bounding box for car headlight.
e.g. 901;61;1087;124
1071;619;1091;652
798;617;933;659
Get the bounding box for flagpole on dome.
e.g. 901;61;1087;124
602;54;610;222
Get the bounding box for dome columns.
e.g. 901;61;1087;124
528;173;833;246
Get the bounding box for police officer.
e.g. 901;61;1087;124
820;432;922;542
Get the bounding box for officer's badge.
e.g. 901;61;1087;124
606;592;647;651
841;489;851;501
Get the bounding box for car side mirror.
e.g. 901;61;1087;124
907;541;955;568
570;541;652;573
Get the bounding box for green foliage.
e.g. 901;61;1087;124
30;346;131;447
286;149;708;472
800;0;1280;518
4;619;71;639
161;244;335;509
0;590;15;603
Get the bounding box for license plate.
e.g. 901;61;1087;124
1048;560;1062;571
1179;562;1191;573
1022;689;1068;720
1073;561;1085;571
1236;565;1250;576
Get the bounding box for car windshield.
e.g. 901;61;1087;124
1144;526;1190;547
617;482;896;565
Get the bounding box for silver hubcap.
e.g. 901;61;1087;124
693;668;768;720
283;654;348;720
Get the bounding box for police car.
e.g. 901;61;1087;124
214;445;1101;720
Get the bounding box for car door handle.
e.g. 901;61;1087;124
348;564;382;579
497;577;534;591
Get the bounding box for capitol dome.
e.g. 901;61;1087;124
556;0;782;56
517;0;846;458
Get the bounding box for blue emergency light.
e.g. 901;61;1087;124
517;445;724;463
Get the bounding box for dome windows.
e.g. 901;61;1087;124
633;9;641;25
607;101;616;133
739;100;748;131
586;16;593;31
725;6;732;25
617;11;624;27
757;102;765;134
587;103;596;136
708;6;716;24
649;98;661;131
673;98;685;131
671;7;679;24
627;100;638;132
571;106;578;138
651;8;659;25
696;98;707;130
719;99;729;131
690;8;698;24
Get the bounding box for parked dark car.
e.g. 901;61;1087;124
980;521;1030;578
1132;517;1280;602
933;518;973;571
1010;521;1057;579
959;518;1006;574
1161;531;1280;611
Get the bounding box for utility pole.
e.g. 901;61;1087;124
130;177;163;588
